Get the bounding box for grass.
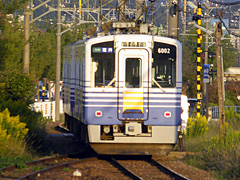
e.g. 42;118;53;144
182;110;240;179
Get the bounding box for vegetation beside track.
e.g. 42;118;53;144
182;107;240;179
0;99;54;169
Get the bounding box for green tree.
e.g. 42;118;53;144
30;30;57;82
180;26;239;104
0;21;24;72
0;0;29;14
0;70;35;104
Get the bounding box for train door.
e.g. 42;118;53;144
117;49;149;120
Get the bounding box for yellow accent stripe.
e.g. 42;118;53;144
123;91;144;94
123;97;144;100
123;91;144;112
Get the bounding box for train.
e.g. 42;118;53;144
62;21;183;155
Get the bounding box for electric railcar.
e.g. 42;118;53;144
63;25;182;155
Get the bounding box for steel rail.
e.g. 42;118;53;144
109;158;143;180
150;158;190;180
0;150;90;178
18;157;98;180
0;154;69;173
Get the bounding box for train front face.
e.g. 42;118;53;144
85;34;182;155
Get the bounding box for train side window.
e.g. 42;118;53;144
125;58;141;88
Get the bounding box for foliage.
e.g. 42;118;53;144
0;99;49;155
208;79;240;106
225;106;240;130
224;80;240;106
186;115;209;137
0;155;31;169
0;0;29;14
0;71;35;104
180;27;239;101
184;108;240;179
0;19;25;72
30;29;57;81
180;29;197;97
0;108;29;157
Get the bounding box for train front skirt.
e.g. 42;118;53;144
88;125;178;155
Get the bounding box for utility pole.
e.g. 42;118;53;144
216;21;225;143
183;0;187;34
203;0;209;120
168;0;180;39
23;2;31;74
55;0;61;121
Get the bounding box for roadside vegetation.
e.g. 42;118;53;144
183;108;240;179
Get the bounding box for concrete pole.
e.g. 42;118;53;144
23;3;31;74
203;1;209;120
55;0;61;121
183;0;187;34
166;0;169;35
168;0;180;39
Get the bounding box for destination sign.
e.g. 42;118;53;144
93;47;114;53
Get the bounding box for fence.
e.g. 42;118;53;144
211;106;240;119
30;100;63;121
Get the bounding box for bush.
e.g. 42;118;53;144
0;71;35;104
183;109;240;179
0;109;28;157
186;115;209;137
225;107;240;130
0;99;49;155
198;125;240;179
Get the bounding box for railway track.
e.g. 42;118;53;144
108;156;190;180
0;153;190;180
0;151;95;180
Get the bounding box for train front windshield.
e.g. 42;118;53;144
152;42;176;88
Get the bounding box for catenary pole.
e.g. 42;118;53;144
55;0;61;121
23;2;31;74
203;0;209;120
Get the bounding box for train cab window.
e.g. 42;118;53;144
92;58;115;87
152;42;176;88
125;58;141;88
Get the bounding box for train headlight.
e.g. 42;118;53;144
103;125;111;134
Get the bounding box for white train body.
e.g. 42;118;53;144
63;34;182;155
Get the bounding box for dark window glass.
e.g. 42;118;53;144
125;58;141;88
152;42;176;88
92;41;115;87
